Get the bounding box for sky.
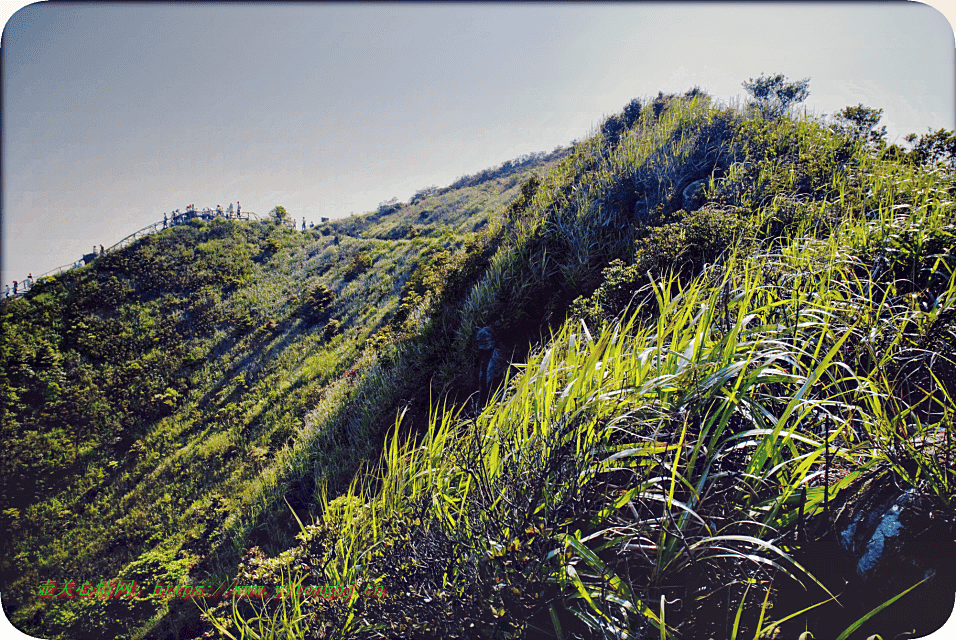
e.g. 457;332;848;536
1;1;955;289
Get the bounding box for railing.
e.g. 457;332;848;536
3;208;284;300
107;220;166;253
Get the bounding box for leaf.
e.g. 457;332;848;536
834;575;930;640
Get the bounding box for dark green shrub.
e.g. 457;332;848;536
600;113;626;147
742;72;810;117
572;207;745;325
833;103;887;148
906;128;956;169
505;175;541;224
623;98;642;128
322;318;342;341
301;283;336;320
268;206;290;223
650;91;675;119
376;198;402;216
343;251;372;281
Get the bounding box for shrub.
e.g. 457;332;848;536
343;251;372;281
905;128;956;169
572;207;745;326
600;113;626;147
742;72;810;117
622;98;642;128
268;206;290;223
301;283;336;320
322;319;341;341
505;175;540;224
650;91;676;119
833;103;887;148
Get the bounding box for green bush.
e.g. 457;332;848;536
301;283;336;320
573;207;746;326
322;318;342;341
343;250;372;281
742;72;810;117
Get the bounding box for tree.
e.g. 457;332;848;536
742;73;810;117
833;104;886;147
269;206;289;223
600;113;625;147
623;98;642;128
905;128;956;169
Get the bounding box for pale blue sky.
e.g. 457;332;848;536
2;1;955;287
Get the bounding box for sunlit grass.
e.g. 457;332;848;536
271;139;956;636
5;89;955;639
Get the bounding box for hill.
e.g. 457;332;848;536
3;81;956;640
0;148;566;639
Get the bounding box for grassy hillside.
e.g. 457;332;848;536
0;149;565;639
4;84;955;640
196;90;956;639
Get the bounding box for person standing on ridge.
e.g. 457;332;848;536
302;217;306;230
12;281;17;295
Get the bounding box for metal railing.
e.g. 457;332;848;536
3;208;280;300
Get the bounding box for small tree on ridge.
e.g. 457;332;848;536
269;206;289;223
743;73;810;117
834;104;887;148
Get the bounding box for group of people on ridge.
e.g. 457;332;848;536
4;273;33;298
4;200;256;300
163;202;241;229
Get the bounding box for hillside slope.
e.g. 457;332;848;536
0;149;566;639
4;85;956;640
197;90;956;640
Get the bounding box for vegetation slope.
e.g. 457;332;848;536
3;80;956;640
0;149;567;639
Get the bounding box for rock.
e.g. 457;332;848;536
838;488;921;581
681;178;707;212
475;325;495;351
476;325;508;405
834;482;955;632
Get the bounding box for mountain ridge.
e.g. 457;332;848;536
3;83;956;639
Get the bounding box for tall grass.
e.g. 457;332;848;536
187;92;956;639
16;89;952;639
225;160;954;637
